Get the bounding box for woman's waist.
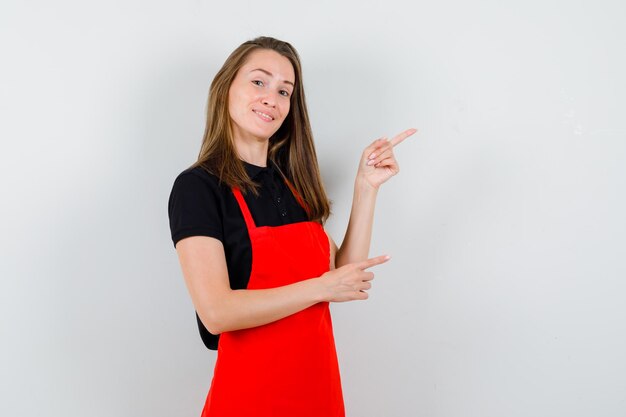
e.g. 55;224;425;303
219;302;333;342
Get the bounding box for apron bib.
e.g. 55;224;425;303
201;182;345;417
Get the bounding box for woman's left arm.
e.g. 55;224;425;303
330;128;417;268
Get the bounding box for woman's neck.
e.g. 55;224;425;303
234;136;269;167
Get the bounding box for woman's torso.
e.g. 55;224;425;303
168;160;310;349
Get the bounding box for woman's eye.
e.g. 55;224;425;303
280;90;290;97
252;80;264;86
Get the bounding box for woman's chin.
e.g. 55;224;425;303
251;128;278;142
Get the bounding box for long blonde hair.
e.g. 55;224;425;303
191;36;330;224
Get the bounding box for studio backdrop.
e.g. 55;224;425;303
1;1;625;416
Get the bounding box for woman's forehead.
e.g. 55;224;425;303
241;49;295;81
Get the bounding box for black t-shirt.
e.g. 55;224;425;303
168;159;309;350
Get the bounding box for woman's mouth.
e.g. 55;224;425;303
253;109;275;122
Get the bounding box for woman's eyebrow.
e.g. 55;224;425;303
249;68;294;86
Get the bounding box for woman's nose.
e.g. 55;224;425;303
261;91;278;106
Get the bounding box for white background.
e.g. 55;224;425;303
1;1;625;416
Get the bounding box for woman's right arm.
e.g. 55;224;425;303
176;235;390;334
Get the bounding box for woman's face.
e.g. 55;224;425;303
228;49;295;144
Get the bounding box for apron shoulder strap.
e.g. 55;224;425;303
269;159;312;219
285;178;311;218
283;178;312;219
231;187;256;230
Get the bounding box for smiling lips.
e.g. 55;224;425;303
253;109;275;122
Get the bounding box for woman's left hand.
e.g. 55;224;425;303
356;128;417;189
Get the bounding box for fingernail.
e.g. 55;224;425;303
367;159;375;166
368;153;376;159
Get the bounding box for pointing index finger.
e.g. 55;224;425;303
389;128;418;147
357;254;392;270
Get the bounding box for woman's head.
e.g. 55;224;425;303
194;36;330;223
227;48;295;146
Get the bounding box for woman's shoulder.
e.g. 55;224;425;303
175;163;216;181
168;164;231;214
172;164;224;193
168;165;227;248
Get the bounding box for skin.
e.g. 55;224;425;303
176;48;417;334
227;49;294;166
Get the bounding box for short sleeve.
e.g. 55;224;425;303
168;171;224;248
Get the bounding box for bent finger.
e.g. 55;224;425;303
363;137;387;158
368;147;394;166
358;271;374;282
374;156;398;170
356;291;369;300
360;273;374;283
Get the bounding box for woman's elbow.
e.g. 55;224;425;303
198;306;227;335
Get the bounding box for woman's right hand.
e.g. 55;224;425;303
317;255;391;302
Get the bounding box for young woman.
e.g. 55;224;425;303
168;36;415;417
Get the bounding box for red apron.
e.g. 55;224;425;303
201;182;345;417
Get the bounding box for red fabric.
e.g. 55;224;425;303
201;184;345;417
